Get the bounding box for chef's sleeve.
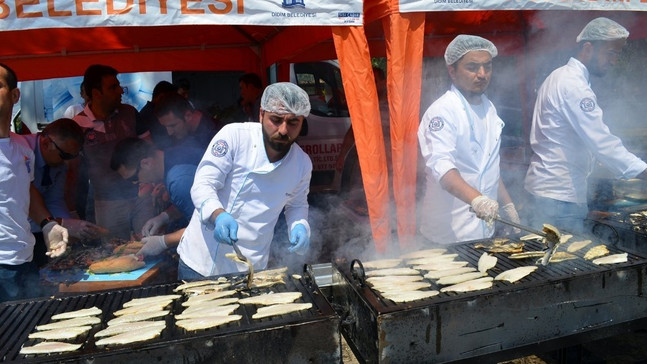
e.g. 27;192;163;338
284;159;313;238
191;127;235;226
417;109;459;182
562;85;647;178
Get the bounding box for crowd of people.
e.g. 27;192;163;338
1;16;643;303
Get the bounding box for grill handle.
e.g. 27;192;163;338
350;259;366;287
303;263;315;287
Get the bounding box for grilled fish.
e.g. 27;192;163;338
361;259;402;269
520;233;543;241
546;251;578;263
94;321;166;338
107;310;169;326
175;304;240;320
567;239;593;253
20;341;82;355
176;315;242;331
365;267;421;276
424;267;477;280
28;325;92;340
583;245;609;260
174;279;228;292
95;325;164;346
592;253;628;265
183;297;239;309
239;292;302;305
440;277;494;293
370;281;432;293
380;290;440;303
399;248;447;260
509;251;545;260
181;283;232;295
181;290;238;307
36;316;101;331
113;300;171;316
50;306;101;320
478;252;497;273
494;266;538;283
412;261;469;271
366;275;424;285
122;294;181;308
252;303;313;319
406;254;458;266
436;272;487;286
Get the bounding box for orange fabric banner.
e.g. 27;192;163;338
332;25;391;253
383;11;425;248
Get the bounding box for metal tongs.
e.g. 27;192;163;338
494;216;561;266
231;240;254;289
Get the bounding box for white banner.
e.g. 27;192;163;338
400;0;647;12
0;0;363;31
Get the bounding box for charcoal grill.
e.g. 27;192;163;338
320;238;647;363
0;269;340;364
587;207;647;254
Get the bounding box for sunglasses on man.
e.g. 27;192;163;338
47;135;80;160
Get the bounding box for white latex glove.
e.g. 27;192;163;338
500;203;521;235
42;221;68;258
470;195;499;224
61;218;102;240
137;235;167;257
141;212;169;237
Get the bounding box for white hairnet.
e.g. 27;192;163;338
576;17;629;43
260;82;311;117
444;34;498;66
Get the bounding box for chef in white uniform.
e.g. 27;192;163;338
525;17;647;233
418;35;520;244
177;83;313;279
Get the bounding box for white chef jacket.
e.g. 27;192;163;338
418;85;504;244
178;122;312;277
525;58;647;204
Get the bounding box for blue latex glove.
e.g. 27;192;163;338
288;224;309;255
214;212;238;245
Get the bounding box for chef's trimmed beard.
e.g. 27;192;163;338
262;126;294;153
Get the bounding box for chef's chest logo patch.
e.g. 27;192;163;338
429;117;444;132
580;98;596;112
211;140;229;157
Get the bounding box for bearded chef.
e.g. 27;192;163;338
176;82;313;279
524;18;647;234
417;35;520;244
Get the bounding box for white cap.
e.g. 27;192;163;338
576;17;629;43
260;82;311;117
444;34;498;66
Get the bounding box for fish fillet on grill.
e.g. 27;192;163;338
113;300;172;316
361;259;402;269
28;325;92;340
252;303;313;319
545;251;578;263
20;341;82;355
239;292;302;305
436;272;487;286
365;267;421;277
412;261;469;271
399;248;448;260
122;294;181;308
95;325;164;346
380;290;440;303
406;254;458;266
175;304;240;320
174;279;228;292
370;281;432;293
181;290;238;307
182;297;239;309
478;252;497;273
424;267;477;280
107;310;169;326
567;240;593;253
520;233;543;241
440;277;494;293
494;266;538;283
50;306;101;320
181;283;232;295
509;251;546;260
593;253;628;265
366;275;424;286
94;321;167;338
36;316;101;331
176;315;243;331
583;245;609;260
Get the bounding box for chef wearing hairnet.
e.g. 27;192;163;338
525;17;647;234
176;82;313;279
418;34;520;244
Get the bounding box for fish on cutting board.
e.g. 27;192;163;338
252;303;313;319
50;306;101;320
20;341;82;355
494;266;538;283
176;315;243;331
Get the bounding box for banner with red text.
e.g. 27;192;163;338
0;0;362;30
399;0;647;11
